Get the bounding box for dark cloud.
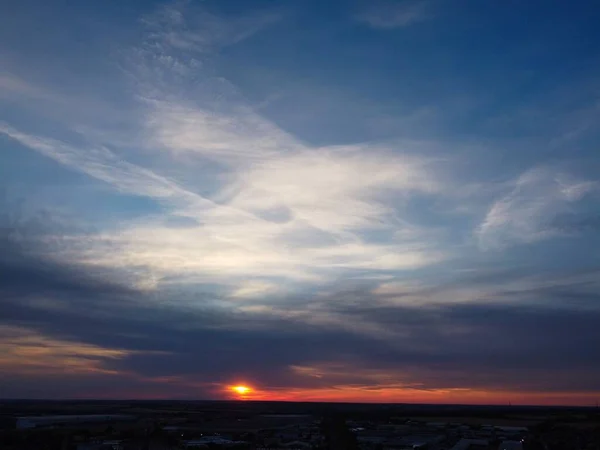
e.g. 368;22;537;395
1;211;600;399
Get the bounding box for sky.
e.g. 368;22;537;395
1;0;600;406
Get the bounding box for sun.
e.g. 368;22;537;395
231;385;252;395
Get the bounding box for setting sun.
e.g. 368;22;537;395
231;385;252;395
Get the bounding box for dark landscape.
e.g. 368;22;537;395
2;400;600;449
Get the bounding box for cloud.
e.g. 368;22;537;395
141;1;280;53
1;213;600;400
476;166;598;249
1;0;451;290
0;325;130;376
0;122;214;211
72;218;444;287
356;0;431;29
225;146;441;232
0;73;60;102
372;266;600;310
145;99;302;161
3;0;600;404
3;111;446;291
129;1;281;100
230;280;281;299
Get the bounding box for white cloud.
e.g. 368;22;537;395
476;167;598;249
357;0;430;29
0;122;215;213
230;280;281;299
145;99;302;161
1;1;451;296
72;219;444;286
2;120;445;288
225;146;441;234
11;142;443;281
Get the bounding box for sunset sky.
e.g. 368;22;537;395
1;0;600;405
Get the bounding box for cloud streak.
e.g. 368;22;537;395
477;166;598;249
356;0;431;29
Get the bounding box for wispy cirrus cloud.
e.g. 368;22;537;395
141;0;281;53
129;1;281;98
1;0;452;291
477;166;598;249
146;99;302;161
356;0;431;29
0;121;215;212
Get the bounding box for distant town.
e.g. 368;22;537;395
1;400;599;450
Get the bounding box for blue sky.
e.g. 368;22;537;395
1;0;600;403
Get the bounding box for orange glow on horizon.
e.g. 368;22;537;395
224;384;600;407
230;384;252;396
